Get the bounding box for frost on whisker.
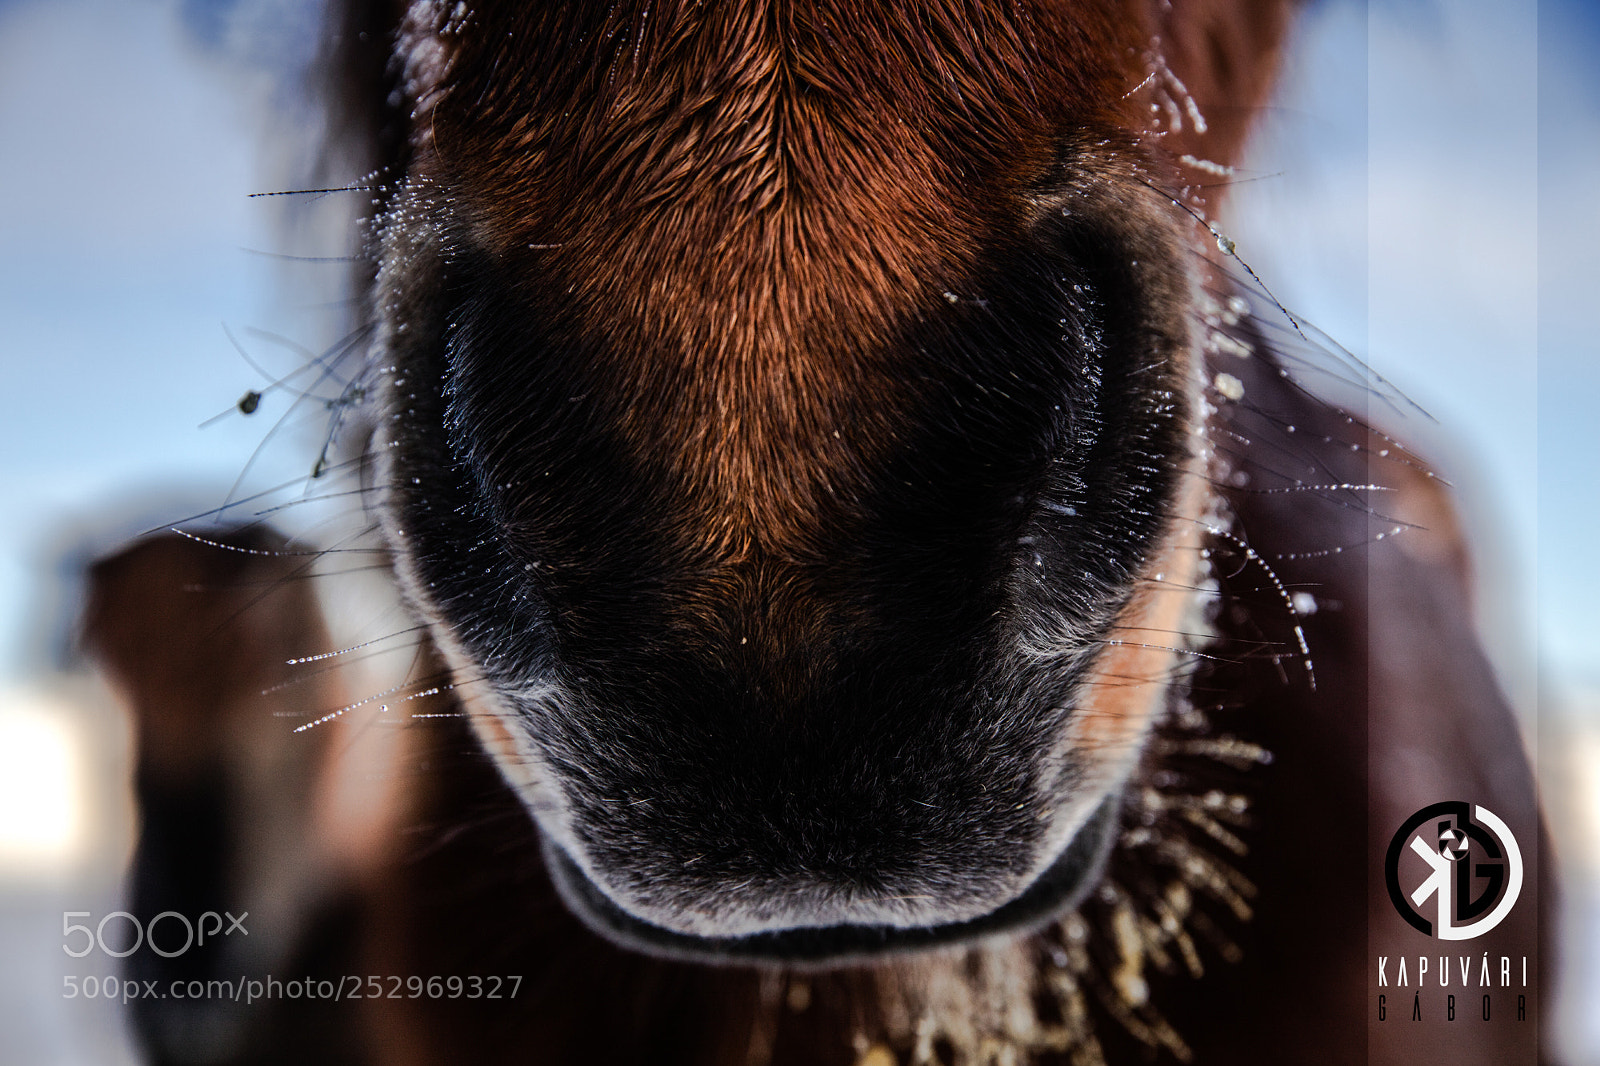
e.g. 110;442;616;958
285;624;429;665
1164;514;1316;692
1137;42;1209;137
289;672;470;733
851;701;1268;1066
1177;154;1234;178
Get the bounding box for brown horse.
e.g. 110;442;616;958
84;1;1549;1063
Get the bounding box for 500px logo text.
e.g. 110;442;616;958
63;911;247;958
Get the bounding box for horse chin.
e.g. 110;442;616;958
540;793;1124;966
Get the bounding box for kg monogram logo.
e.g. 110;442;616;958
1385;802;1523;940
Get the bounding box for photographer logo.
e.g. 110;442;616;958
1384;802;1522;940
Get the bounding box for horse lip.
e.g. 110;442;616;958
541;792;1123;966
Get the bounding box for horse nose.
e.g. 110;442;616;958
539;794;1124;961
546;805;1029;940
545;837;1001;940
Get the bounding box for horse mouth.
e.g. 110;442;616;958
540;792;1123;966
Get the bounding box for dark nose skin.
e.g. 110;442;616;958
542;793;1124;962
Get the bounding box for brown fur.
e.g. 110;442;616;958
390;0;1241;562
